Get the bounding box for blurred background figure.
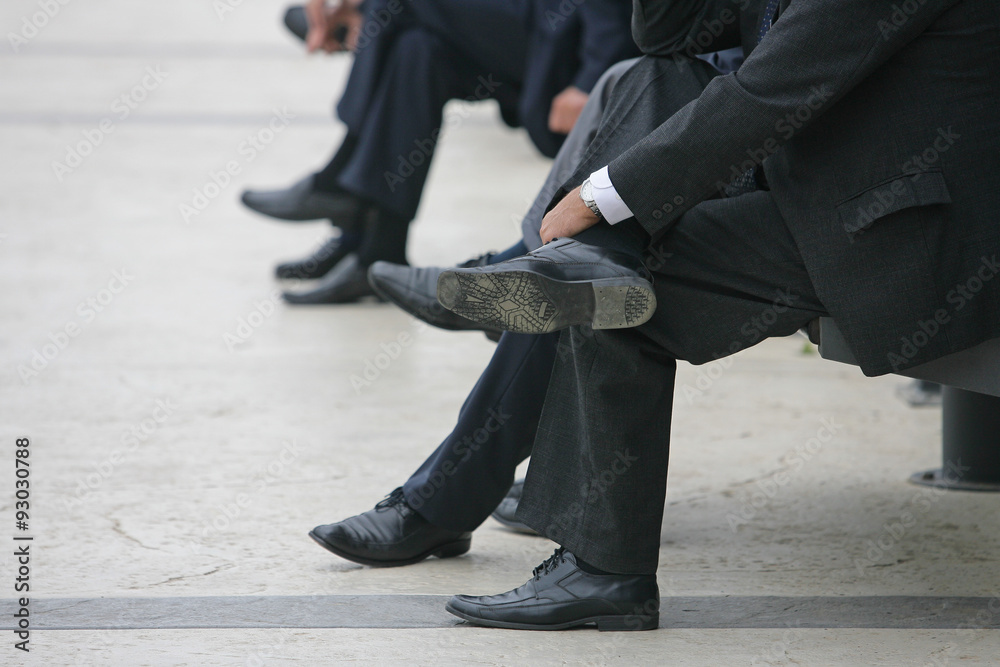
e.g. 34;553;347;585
898;379;944;407
241;0;638;305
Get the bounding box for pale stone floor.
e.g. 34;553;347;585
1;1;998;664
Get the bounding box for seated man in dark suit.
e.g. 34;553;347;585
241;0;637;304
310;51;728;560
314;0;999;631
363;45;744;533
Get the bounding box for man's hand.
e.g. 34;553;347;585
540;186;600;244
306;0;362;53
547;86;589;135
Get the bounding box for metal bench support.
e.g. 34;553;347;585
910;387;1000;492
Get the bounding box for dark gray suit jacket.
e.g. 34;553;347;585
608;0;1000;376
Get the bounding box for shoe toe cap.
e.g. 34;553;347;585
367;262;407;296
309;522;373;557
281;291;311;304
446;595;487;619
309;523;342;545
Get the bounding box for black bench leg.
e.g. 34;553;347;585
910;387;1000;491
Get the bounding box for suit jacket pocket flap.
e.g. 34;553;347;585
837;171;952;234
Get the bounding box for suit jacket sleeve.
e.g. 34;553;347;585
572;0;642;93
607;0;961;237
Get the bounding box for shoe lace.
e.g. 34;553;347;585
374;487;407;510
532;547;566;580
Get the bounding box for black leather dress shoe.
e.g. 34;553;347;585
367;254;503;338
437;238;656;335
446;548;659;631
309;488;472;567
283;254;382;304
241;175;362;222
275;235;358;280
490;479;539;536
283;5;308;42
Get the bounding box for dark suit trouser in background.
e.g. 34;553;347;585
335;0;528;221
515;57;832;575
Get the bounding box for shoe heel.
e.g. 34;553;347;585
591;282;656;330
596;613;659;632
433;539;471;559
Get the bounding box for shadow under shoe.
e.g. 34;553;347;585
309;488;472;567
446;548;659;631
437;238;656;335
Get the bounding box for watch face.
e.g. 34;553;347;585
581;180;593;202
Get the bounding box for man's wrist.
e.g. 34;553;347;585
588;166;634;225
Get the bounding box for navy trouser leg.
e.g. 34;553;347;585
488;241;528;264
401;0;527;81
403;332;557;532
335;0;527;219
337;29;481;219
338;0;526;130
336;0;409;133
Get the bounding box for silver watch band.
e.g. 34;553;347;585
580;179;603;220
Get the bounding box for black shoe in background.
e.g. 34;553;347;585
309;488;472;567
897;379;943;407
446;548;659;631
282;254;382;304
275;234;360;280
490;479;539;536
283;5;308;42
438;238;656;335
367;253;504;337
241;175;363;223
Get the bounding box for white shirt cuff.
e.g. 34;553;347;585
589;166;634;225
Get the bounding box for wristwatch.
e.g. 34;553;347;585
579;179;604;220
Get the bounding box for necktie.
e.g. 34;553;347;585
725;0;782;197
757;0;782;44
